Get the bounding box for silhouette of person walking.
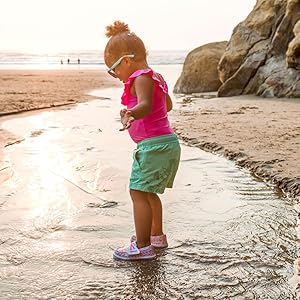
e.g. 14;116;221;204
67;58;70;64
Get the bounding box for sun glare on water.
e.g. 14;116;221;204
21;114;77;228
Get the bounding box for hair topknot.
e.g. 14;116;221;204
105;21;130;38
104;20;147;64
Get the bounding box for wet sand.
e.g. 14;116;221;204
0;69;121;176
0;69;299;201
171;95;300;201
0;88;297;298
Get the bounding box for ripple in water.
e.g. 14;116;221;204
0;86;298;299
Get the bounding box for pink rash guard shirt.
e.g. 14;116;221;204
121;68;174;143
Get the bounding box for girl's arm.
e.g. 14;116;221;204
128;75;154;119
166;94;173;112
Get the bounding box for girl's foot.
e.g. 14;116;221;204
130;234;168;248
113;242;156;261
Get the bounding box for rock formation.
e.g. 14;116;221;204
173;42;227;94
287;19;300;69
174;0;300;98
218;0;300;98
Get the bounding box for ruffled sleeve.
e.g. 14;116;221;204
121;69;168;106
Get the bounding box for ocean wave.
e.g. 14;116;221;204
0;50;188;66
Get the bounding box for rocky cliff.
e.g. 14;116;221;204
218;0;300;97
174;0;300;98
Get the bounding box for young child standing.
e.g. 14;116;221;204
104;21;181;261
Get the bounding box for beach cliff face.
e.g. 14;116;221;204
218;0;300;98
175;0;300;98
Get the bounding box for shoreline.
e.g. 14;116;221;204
171;95;300;202
0;68;299;202
0;69;120;116
176;133;298;200
0;69;120;144
0;69;121;182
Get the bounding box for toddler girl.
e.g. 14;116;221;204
104;21;181;260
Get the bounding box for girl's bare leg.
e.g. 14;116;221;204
129;189;152;248
147;193;164;236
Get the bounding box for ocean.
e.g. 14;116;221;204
0;50;188;69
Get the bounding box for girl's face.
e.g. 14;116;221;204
107;54;134;83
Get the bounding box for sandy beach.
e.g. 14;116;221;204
0;69;120;116
0;69;120;144
0;69;299;201
0;68;299;298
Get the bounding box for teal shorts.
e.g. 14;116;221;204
129;134;181;194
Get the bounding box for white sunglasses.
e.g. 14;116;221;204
107;54;135;78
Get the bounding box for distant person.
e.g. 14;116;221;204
60;60;63;64
77;58;80;64
104;21;181;261
67;58;70;64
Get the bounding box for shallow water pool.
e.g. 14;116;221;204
0;73;298;299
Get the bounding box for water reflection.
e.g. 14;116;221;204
128;260;168;299
0;86;298;299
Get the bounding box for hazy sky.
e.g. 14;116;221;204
1;0;256;52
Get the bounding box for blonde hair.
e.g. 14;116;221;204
104;21;147;66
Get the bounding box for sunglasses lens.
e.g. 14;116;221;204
108;70;117;78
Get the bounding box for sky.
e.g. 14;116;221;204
0;0;256;52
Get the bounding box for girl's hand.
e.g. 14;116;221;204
119;109;135;131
